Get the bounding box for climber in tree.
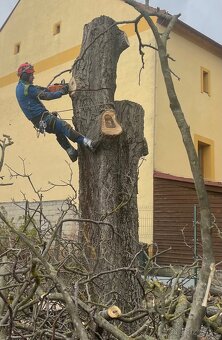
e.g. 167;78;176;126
16;62;93;162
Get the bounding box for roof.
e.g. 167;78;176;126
154;171;222;193
0;0;20;32
157;17;222;58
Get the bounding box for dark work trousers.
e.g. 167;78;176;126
32;111;84;150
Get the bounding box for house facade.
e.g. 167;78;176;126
153;20;222;265
1;0;222;264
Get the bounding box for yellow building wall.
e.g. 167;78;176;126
0;0;138;78
0;0;155;243
154;29;222;181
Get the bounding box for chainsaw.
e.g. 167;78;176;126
47;79;68;93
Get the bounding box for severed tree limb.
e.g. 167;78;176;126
0;256;9;317
79;300;132;340
203;314;222;335
130;318;152;338
96;306;122;339
0;256;10;339
0;211;90;340
202;263;215;307
0;199;220;339
168;294;188;340
0;290;13;339
0;280;30;326
35;290;133;340
99;305;122;319
0;211;145;340
14;322;69;339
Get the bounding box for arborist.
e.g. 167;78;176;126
16;62;94;162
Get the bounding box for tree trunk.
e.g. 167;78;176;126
71;15;147;317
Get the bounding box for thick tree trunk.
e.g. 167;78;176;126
71;16;147;318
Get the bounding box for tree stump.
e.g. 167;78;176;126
71;15;148;322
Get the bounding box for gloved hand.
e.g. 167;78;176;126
51;111;58;116
60;84;69;95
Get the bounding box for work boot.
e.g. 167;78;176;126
66;147;78;162
83;137;95;151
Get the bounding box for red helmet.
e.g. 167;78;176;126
17;62;34;77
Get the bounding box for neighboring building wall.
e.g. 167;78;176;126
152;22;222;265
0;200;78;239
0;0;155;244
0;0;138;77
154;25;222;182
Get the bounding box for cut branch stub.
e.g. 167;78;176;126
100;305;122;319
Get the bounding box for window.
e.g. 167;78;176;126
53;22;61;35
194;135;214;180
201;67;210;95
14;43;20;54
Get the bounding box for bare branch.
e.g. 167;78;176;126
0;134;13;186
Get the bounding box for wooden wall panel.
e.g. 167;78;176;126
153;174;222;266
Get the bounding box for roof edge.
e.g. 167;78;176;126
157;17;222;58
154;171;222;189
0;0;21;32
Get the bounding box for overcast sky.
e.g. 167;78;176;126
149;0;222;44
0;0;221;44
0;0;18;28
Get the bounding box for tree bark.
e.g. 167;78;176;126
169;294;188;340
0;256;9;339
71;15;147;319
